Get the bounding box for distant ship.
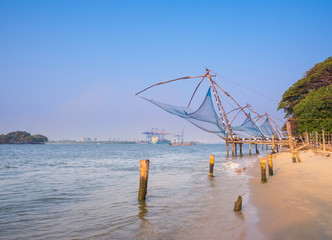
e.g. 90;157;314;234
152;137;171;144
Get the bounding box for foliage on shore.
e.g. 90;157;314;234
293;86;332;133
278;56;332;133
0;131;48;144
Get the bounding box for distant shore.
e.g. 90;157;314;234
247;150;332;240
47;140;211;145
47;140;137;144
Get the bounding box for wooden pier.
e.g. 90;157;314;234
225;137;289;156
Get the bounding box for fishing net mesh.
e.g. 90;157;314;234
142;87;274;139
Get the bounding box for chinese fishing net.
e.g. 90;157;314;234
141;87;274;139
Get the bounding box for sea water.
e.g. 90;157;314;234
0;144;261;240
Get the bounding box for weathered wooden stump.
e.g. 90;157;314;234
138;159;149;201
209;154;215;177
268;154;273;176
260;157;267;183
234;195;242;212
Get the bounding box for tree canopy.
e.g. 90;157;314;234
278;56;332;117
293;86;332;133
278;56;332;133
0;131;49;144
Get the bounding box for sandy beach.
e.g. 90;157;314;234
247;150;332;240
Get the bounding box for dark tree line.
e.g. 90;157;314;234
0;131;48;144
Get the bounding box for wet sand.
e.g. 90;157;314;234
247;150;332;240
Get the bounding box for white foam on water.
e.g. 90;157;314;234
223;161;241;170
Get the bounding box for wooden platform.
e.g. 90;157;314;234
225;136;289;156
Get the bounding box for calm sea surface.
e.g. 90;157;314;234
0;143;261;240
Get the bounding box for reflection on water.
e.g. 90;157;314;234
138;201;148;220
137;201;156;239
0;143;262;240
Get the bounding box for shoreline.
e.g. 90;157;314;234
246;150;332;240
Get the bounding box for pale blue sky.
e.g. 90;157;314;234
1;0;331;141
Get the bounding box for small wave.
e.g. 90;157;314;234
222;161;251;176
223;161;240;171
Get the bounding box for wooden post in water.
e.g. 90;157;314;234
249;137;252;155
271;135;276;153
209;154;215;177
322;129;326;152
232;141;235;156
239;143;243;155
267;154;273;176
138;160;149;201
234;195;242;212
260;157;267;183
255;137;259;154
235;142;238;155
226;137;229;156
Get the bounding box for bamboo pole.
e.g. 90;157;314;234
309;133;312;146
271;135;276;153
260;157;267;183
232;141;235;156
135;74;215;96
187;73;209;107
239;143;243;155
315;131;318;150
209;154;215;177
286;120;296;163
249;137;252;155
211;79;266;139
138;160;150;201
206;71;234;138
322;129;326;152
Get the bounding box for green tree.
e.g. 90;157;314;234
293;86;332;133
0;131;48;144
31;134;49;143
278;56;332;117
7;131;31;139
